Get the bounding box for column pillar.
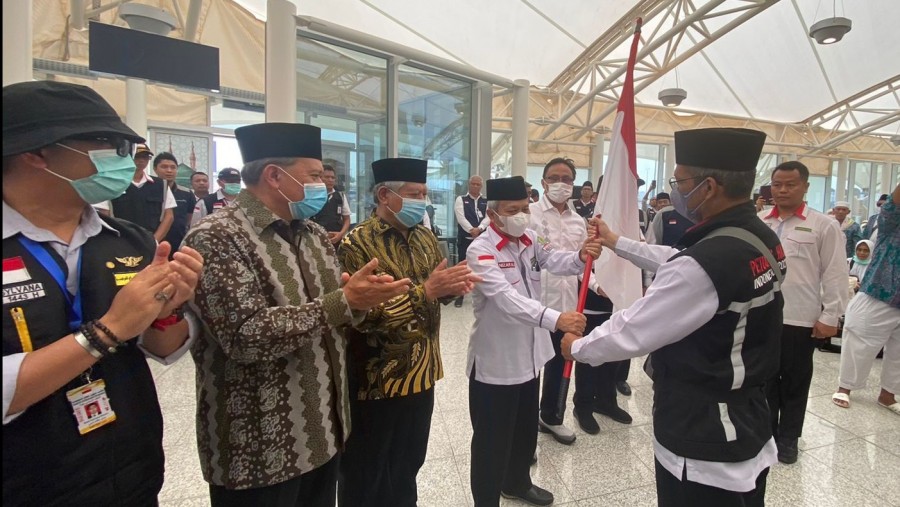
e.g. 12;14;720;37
265;0;298;122
511;79;530;178
125;79;148;139
2;0;32;85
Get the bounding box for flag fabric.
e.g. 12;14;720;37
2;257;31;285
594;19;643;311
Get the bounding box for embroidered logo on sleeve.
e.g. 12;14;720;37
535;236;555;252
477;255;496;265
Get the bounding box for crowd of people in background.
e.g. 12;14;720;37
3;81;897;507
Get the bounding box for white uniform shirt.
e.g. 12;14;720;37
529;196;587;312
758;204;848;327
466;225;585;385
191;189;237;227
454;194;490;233
571;237;777;492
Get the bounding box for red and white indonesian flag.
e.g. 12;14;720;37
3;257;31;285
594;19;643;311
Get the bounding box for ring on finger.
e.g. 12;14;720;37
154;291;172;302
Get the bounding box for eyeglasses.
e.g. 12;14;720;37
67;135;134;157
668;176;702;191
544;176;575;184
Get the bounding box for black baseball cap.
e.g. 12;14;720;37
217;167;242;182
3;81;144;157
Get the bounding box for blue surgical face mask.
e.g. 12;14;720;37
222;183;242;196
48;145;136;204
277;168;328;220
389;189;427;228
671;178;709;223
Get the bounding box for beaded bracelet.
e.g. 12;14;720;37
80;321;117;357
93;320;123;344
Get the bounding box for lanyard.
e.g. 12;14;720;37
17;236;83;330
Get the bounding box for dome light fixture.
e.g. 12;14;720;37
658;88;687;107
890;134;900;147
118;3;177;36
809;16;852;45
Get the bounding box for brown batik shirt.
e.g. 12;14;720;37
184;190;358;490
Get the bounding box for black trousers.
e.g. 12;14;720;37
655;459;768;507
615;358;631;382
338;389;434;507
469;374;539;507
573;313;618;411
539;329;568;424
209;454;339;507
457;235;473;263
767;324;816;439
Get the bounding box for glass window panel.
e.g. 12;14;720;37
806;175;827;212
851;161;872;223
297;37;388;224
398;64;472;237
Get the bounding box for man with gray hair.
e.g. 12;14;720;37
338;157;480;506
454;174;489;306
184;123;413;506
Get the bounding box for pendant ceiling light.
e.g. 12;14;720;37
659;66;686;107
809;0;852;45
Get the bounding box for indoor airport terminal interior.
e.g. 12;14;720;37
2;0;899;506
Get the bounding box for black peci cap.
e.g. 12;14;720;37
675;128;766;172
486;176;528;201
234;123;322;163
372;158;427;183
3;81;144;157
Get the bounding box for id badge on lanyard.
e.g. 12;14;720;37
18;237;116;434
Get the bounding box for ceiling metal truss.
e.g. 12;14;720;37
537;0;778;141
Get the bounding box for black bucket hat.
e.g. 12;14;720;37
3;81;144;157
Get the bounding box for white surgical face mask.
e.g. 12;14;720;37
545;182;573;203
497;212;529;238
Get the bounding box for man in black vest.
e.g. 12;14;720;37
646;192;691;248
311;164;351;244
153;152;196;252
454;175;489;307
573;180;596;219
563;128;784;507
95;146;177;242
191;171;210;200
2;80;203;506
191;167;242;226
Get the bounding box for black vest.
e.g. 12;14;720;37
109;178;167;233
164;184;196;251
457;195;487;238
659;209;692;247
311;191;345;232
202;192;230;215
573;199;596;219
2;217;164;506
648;203;785;462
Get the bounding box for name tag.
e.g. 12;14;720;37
114;272;138;286
794;226;813;232
498;261;516;269
3;282;45;304
67;380;116;435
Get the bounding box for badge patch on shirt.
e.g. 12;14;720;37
2;257;31;285
794;226;813;232
2;282;45;304
535;236;555;253
669;219;678;225
477;255;496;265
115;256;143;268
114;272;138;286
498;261;515;269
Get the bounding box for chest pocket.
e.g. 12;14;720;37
782;229;816;260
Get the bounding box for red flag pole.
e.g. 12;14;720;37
556;17;642;422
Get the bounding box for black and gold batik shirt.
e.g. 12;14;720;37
339;215;446;400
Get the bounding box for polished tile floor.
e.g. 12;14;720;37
153;302;899;506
